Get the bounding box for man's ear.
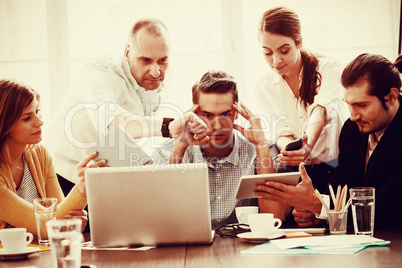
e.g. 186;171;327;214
234;110;239;120
387;87;399;105
124;45;130;62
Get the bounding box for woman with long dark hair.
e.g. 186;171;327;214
255;7;348;194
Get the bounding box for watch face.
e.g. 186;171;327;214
162;118;174;138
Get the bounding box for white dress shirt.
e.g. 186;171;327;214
254;56;349;164
44;55;162;182
365;133;383;172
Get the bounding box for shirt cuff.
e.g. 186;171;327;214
315;194;330;220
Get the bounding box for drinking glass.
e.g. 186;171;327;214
350;187;375;236
47;219;83;268
33;197;57;245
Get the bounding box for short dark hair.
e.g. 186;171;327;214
192;70;238;104
395;54;402;73
341;53;401;109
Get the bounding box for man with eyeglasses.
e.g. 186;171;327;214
152;70;280;229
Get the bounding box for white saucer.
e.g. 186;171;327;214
0;247;40;260
237;231;285;243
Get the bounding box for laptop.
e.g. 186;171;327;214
85;163;214;247
86;126;152;167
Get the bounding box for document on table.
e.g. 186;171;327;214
241;235;390;255
280;228;325;234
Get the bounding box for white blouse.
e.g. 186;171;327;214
16;157;40;204
254;56;350;164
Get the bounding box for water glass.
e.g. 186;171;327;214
33;197;57;245
350;187;375;236
47;219;83;268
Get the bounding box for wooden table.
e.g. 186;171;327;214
2;229;402;268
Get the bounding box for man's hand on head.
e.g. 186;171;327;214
232;102;268;148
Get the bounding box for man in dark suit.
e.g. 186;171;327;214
255;53;402;229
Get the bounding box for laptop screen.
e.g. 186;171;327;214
85;163;213;247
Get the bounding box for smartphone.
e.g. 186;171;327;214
284;139;304;151
277;139;304;173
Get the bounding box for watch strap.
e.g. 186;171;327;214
161;117;174;138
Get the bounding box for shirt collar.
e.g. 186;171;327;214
368;132;384;152
271;67;303;86
197;131;241;167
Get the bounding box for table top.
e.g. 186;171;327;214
2;229;402;268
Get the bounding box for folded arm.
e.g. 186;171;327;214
276;106;326;167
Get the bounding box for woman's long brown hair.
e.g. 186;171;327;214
259;6;322;108
0;80;39;164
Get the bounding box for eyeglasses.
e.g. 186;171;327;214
215;223;250;238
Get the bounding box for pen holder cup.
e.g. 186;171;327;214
327;210;348;235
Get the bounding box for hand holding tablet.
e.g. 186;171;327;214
86;126;152;167
235;172;301;199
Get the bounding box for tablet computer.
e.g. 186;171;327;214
235;172;301;199
86;126;152;167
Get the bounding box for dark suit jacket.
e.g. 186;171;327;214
329;96;402;228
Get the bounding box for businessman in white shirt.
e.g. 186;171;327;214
45;17;206;185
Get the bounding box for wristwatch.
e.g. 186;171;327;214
161;117;174;138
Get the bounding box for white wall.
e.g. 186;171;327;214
0;0;400;124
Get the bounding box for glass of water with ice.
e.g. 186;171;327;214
46;219;83;268
350;187;375;236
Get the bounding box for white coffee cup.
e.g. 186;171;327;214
0;228;33;253
235;206;259;225
248;213;282;237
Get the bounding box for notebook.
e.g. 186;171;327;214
86;126;152;167
85;163;214;247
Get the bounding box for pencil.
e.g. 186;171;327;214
344;197;352;212
329;184;336;208
334;184;341;211
314;189;330;212
338;184;347;211
342;184;348;210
